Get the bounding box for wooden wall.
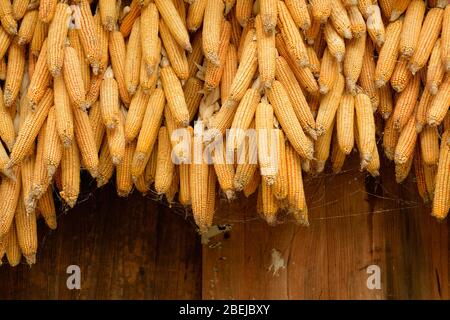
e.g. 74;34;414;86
0;156;448;299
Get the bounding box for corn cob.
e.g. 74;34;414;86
304;10;321;44
316;73;345;136
366;4;385;47
0;88;15;150
374;19;403;88
120;0;141;37
63;46;87;110
44;106;62;178
420;125;440;166
60;139;80;208
202;0;224;65
330;0;352;39
124;88;151;143
155;0;191;51
99;0;117;31
347;5;366;39
427;75;450;127
286;142;308;225
243;170;260;197
5;224;21;266
15;192;37;264
355;92;376;167
442;5;450;72
392;74;420;130
318;47;337;94
184;77;203;122
432;130;450;220
390;58;412;93
399;0;425;58
309;0;331;23
37;187;57;230
344;32;366;94
109;31;131;105
12;0;29;20
116;140;135;197
68;29;90;93
4;41;25;108
331;135;346;173
47;3;71;77
30;19;46;57
336;93;354;154
53;75;74;147
96;139;114;188
124;18;142;96
426;39;445;95
236;0;252;27
205;19;231;90
187;31;204;79
383;115;400;160
17;9;37;45
100;68;120;130
187;0;207;32
409;8;443;75
315;118;334;173
77;0;101;74
0;0;17;35
0;166;21;238
414;146;428;202
395;115;418;165
266;80;314;160
229;88;260;148
38;0;56;23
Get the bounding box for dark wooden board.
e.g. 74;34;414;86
0;156;448;299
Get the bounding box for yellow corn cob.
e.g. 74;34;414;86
77;0;101;74
230;88;260;148
259;183;278;225
120;0;141;38
99;0;117;31
260;0;277;32
204;20;231;90
9;89;53;167
277;1;309;67
392;74;420;130
0;57;5;81
60;139;80;208
109;31;131;105
100;68;120;129
37;187;57;230
414;146;428;202
155;126;174;194
236;0;252;27
427;75;450;127
160;62;190;126
442;5;450;72
0;166;21;238
336;93;354;154
187;0;207;32
96;139;114;188
155;0;191;51
44;106;62;178
12;0;29;20
116;140;135;197
378;0;392;19
374;19;403;88
63;46;87;110
140;54;159;95
254;15;275;89
5;224;21;266
409;8;444;75
72;106;99;178
140;3;159;75
134;174;149;195
255;100;277;185
323;22;345;62
424;163;437;200
271;129;287;199
285;0;311;31
309;0;331;23
184;77;203;122
395;115;417;164
133;88;165;178
179;158;191;206
190;137;210;232
124;88;151;142
306;46;320;78
267;80;314;160
390;0;411;21
347;5;366;39
0;93;14;152
0;0;17;35
304;10;321;44
233;119;258;191
366;4;385;47
15;193;37;265
426;39;445;95
420;125;440;166
4;41;25;108
164;165;179;204
0;136;11;177
275;56;316;139
160;19;189;80
39;0;56;23
355;92;376;167
275;33;319;94
124;18;141;96
143;139;158;186
89;101;105;152
106;108;125;166
53;75;74;147
383;115;399;160
286;142;308;225
213;139;235;200
187;31;204;79
330;0;352;39
366;140;380;177
344;32;366;94
94;13;109;75
226;29;257;106
331;135;346;173
316;73;345;136
205;166;217;229
46;3;71;77
378;85;393;119
27;40;52;107
30;19;46;57
68;29;90;93
203;0;224;65
243;170;260;197
314;117;334;173
399;0;425;58
0;27;10;61
17;9;37;45
318;47;337;94
431;130;450;220
390;58;412;93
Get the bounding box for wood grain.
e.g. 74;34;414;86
0;155;448;300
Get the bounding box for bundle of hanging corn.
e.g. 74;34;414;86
0;0;449;267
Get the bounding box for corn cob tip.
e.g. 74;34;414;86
224;189;236;201
291;209;309;226
360;154;373;169
60;191;77;208
390;10;401;22
45;216;57;230
263;214;277;226
315;161;326;173
3;89;14;107
112;155;122;165
97;177;107;188
307;128;318;141
50;67;62;77
429;84;439;95
1;167;15;180
319;85;329;95
408;63;420;75
375;79;386;88
25;198;37;215
415;123;423;133
47;165;57;178
25;254;36;265
343;30;353;40
346;79;357;95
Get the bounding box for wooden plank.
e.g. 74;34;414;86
202;154;449;299
0;182;202;300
